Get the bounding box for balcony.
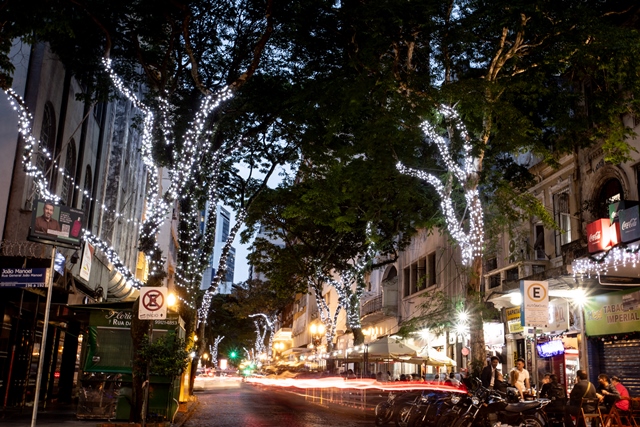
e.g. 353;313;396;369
361;295;382;317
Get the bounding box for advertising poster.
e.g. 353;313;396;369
584;288;640;336
29;199;84;248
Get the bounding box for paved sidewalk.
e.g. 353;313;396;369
1;398;198;427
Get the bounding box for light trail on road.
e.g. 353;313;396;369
245;376;467;393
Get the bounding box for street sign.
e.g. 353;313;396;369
521;280;549;328
0;267;48;288
139;287;168;320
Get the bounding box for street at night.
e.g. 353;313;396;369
188;380;373;427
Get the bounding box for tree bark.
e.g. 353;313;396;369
467;254;486;376
130;298;151;422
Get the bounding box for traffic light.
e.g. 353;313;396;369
230;350;237;359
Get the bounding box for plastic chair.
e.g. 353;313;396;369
581;397;604;427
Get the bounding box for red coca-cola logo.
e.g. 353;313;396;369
588;231;601;242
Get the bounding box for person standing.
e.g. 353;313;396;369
564;370;598;427
610;376;630;412
481;356;500;389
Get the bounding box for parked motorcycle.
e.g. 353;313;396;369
405;390;452;427
374;390;421;426
452;380;550;427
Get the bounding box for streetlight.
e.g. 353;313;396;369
309;323;325;348
309;323;325;368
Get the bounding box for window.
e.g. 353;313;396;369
60;140;77;205
485;257;497;272
81;166;92;223
427;252;436;287
534;224;546;260
553;191;571;256
37;103;56;184
597;178;623;218
505;267;519;282
488;274;500;289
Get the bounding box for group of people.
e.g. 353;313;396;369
480;357;632;425
563;370;631;426
480;356;531;399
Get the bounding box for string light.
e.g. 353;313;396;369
572;243;640;278
396;105;484;266
210;335;224;369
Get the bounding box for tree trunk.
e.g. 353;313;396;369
130;298;151;422
467;254;486;377
351;327;364;346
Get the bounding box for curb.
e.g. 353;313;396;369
171;397;199;427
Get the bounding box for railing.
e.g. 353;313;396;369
361;295;382;317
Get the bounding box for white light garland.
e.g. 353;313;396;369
572;243;640;278
397;105;484;266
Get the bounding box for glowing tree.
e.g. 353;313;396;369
397;105;486;371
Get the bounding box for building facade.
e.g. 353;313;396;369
0;41;149;408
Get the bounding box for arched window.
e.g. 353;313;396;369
36;103;56;185
81;166;92;225
60;140;77;205
596;178;624;219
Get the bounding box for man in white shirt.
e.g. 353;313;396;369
510;358;530;399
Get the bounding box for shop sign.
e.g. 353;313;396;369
91;309;133;328
484;322;505;346
609;200;638;224
521;280;549;328
79;243;94;281
619;205;640;243
586;218;618;253
90;309;179;329
506;306;524;333
0;267;48;288
584;288;640;336
541;298;569;333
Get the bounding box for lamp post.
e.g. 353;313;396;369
309;323;325;369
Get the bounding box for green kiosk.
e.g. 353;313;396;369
76;303;185;421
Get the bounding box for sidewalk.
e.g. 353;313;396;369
1;398;198;427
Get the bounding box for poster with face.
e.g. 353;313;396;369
29;199;84;248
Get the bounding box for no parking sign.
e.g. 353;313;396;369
139;287;168;320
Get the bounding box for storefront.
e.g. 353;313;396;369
74;302;185;420
583;287;640;396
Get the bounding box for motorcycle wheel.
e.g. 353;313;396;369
451;414;474;427
521;417;545;427
435;411;460;427
395;404;414;427
375;402;394;426
407;409;428;427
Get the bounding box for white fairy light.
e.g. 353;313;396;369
397;105;484;266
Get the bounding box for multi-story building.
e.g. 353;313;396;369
0;41;149;408
199;204;235;294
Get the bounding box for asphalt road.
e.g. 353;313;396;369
188;381;374;427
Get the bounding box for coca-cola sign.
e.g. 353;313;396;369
619;205;640;243
587;219;613;253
